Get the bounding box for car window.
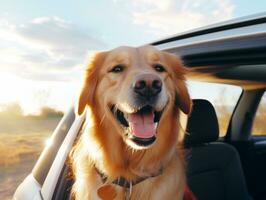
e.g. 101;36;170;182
187;81;242;137
252;92;266;136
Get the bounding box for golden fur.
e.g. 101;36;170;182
70;46;191;200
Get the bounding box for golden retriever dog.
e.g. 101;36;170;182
70;45;193;200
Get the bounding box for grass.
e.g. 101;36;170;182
215;103;266;136
0;113;62;200
0;132;48;166
0;132;49;200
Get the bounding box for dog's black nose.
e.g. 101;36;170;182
133;74;162;98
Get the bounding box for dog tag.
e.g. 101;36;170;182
97;184;117;200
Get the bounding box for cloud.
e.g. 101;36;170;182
0;16;107;114
0;16;106;81
132;0;234;37
0;3;236;82
17;17;106;57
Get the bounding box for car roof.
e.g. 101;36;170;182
151;12;266;46
151;12;266;89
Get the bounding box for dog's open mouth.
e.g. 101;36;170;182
111;105;162;147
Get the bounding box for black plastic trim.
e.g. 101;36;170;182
160;34;266;67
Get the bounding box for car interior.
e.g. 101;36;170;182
183;67;266;200
185;99;251;200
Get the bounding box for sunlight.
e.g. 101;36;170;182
0;72;39;114
44;137;53;147
0;73;23;103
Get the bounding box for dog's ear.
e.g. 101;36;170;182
76;52;107;115
163;52;192;114
175;79;192;114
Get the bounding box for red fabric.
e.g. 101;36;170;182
183;186;197;200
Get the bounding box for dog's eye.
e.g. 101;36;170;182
153;64;166;72
109;65;124;73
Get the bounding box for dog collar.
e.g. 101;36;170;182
95;166;163;188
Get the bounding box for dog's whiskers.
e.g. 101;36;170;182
100;113;107;125
113;104;119;116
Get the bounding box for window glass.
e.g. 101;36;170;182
187;81;242;137
252;92;266;136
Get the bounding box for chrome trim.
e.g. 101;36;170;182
151;12;266;45
41;114;85;200
155;23;266;52
13;174;42;200
32;106;75;185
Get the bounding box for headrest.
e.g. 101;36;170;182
185;99;219;147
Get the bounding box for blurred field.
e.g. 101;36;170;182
213;89;266;136
0;104;63;200
217;105;266;136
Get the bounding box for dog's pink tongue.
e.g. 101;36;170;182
126;112;156;138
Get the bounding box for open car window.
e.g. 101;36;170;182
187;81;242;137
252;92;266;136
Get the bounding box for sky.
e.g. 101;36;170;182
0;0;265;114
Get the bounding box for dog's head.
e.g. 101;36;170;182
77;46;191;150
